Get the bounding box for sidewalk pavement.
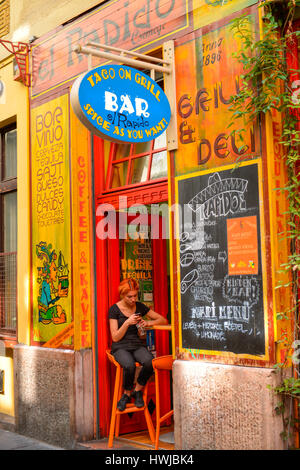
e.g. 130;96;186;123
0;428;150;451
0;428;64;450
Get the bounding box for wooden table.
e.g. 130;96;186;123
152;324;172;331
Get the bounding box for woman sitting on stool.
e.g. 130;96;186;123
108;277;167;411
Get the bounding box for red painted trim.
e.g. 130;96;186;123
104;137;167;193
98;180;168;210
93;136;105;194
105;143;117;191
95;232;111;436
152;216;170;359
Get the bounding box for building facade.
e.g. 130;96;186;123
0;0;299;449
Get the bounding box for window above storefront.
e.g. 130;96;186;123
105;131;168;191
0;123;17;339
102;51;168;193
0;0;10;38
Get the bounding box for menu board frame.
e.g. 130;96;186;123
175;159;269;360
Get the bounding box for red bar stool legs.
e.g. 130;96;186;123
106;350;155;448
152;355;174;450
108;352;122;448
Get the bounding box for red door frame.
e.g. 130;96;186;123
106;213;170;435
93;136;171;437
95;204;171;436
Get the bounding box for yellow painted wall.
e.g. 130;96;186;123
0;0;106;60
0;57;29;416
0;0;105;418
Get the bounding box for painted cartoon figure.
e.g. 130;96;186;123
36;242;69;325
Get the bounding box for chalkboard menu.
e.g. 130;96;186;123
177;161;265;355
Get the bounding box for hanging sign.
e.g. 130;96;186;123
70;64;171;143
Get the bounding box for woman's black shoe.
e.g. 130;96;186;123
117;393;131;411
132;390;144;408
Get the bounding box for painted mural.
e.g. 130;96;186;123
31;94;72;343
36;241;69;325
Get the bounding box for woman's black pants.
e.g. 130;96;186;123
113;347;154;391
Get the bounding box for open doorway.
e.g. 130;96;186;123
95;204;173;443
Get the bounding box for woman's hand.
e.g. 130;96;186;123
126;314;140;325
143;310;168;327
110;314;142;342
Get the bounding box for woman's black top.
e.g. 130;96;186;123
108;301;150;352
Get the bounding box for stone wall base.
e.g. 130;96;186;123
173;360;288;450
14;345;94;449
0;412;15;432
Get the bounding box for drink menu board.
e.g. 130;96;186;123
176;161;266;356
120;234;154;308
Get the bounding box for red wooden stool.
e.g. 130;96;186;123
152;355;174;450
106;350;155;448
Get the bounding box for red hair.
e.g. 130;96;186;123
118;278;139;298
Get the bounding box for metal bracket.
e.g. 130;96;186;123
73;41;178;150
0;40;30;87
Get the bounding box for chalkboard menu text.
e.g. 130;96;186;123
176;161;265;356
